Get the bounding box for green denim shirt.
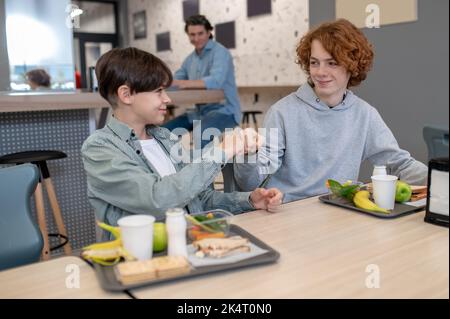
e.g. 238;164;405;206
81;117;253;240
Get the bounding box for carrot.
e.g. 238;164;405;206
189;229;204;238
194;231;225;241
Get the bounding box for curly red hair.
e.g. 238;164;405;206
296;19;374;88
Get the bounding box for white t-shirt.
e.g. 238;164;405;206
139;138;177;177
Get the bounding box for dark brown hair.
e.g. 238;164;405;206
95;47;173;107
25;69;51;88
296;19;374;88
184;15;214;39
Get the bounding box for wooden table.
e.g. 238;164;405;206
1;197;446;299
131;196;449;299
0;256;129;298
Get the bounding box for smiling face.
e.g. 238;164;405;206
309;39;351;107
131;87;172;126
186;25;211;52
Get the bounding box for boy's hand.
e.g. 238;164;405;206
249;188;283;212
241;128;262;155
220;128;262;160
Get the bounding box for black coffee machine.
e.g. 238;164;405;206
424;157;449;227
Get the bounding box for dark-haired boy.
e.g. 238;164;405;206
81;47;282;239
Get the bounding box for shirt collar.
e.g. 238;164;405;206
106;116;136;141
196;39;214;56
107;116;169;142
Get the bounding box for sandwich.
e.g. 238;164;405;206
192;236;250;258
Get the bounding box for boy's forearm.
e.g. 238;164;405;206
199;187;254;213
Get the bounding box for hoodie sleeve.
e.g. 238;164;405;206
363;107;428;185
234;106;286;191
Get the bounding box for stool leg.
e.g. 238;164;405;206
44;178;72;255
252;113;258;130
34;183;50;260
241;114;248;129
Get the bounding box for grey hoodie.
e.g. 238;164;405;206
234;83;428;203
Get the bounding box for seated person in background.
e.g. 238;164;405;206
234;19;427;203
25;69;51;90
163;15;241;148
81;47;283;240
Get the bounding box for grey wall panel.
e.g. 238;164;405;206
183;0;199;21
310;0;449;181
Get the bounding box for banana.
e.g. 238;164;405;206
353;190;389;214
82;222;122;251
97;222;121;239
81;222;135;265
82;246;123;259
83;238;121;251
90;256;122;266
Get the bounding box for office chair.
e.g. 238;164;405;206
423;125;449;160
0;164;44;271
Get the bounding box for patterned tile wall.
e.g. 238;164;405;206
0;110;96;253
128;0;309;86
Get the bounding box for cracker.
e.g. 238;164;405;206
115;256;190;285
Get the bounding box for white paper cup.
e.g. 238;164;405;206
118;215;155;260
371;175;398;210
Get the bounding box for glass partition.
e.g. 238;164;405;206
2;0;75;91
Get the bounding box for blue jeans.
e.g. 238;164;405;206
163;110;238;148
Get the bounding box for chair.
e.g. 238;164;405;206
0;164;44;271
0;150;72;259
242;111;263;130
423;125;449;160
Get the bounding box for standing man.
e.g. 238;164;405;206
164;15;241;148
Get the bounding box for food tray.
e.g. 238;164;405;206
92;224;280;292
319;194;425;218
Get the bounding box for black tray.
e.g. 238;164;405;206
92;224;280;292
319;194;425;218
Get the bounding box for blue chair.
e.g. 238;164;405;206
423;125;449;160
0;164;44;271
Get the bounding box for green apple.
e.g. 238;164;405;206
395;180;412;203
153;222;168;252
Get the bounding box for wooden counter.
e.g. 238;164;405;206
0;89;225;112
